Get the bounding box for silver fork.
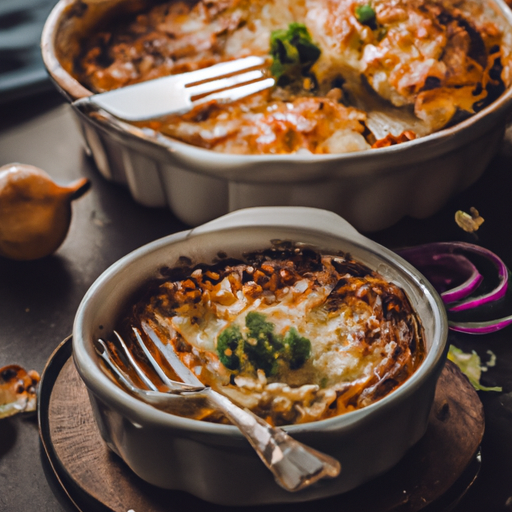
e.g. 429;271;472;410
95;322;341;493
73;56;274;122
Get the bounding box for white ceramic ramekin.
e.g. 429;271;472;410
41;0;512;231
72;207;448;505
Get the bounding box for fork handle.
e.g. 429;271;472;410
204;389;341;492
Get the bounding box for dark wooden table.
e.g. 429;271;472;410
1;90;512;512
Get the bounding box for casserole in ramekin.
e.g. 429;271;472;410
42;0;512;231
72;207;448;505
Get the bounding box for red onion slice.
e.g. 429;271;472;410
449;315;512;334
398;242;508;312
441;269;483;304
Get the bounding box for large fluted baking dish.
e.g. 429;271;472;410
72;206;448;505
42;0;512;230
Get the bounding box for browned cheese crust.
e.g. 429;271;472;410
75;0;511;154
119;246;424;426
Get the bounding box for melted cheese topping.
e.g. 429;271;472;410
76;0;511;154
124;246;424;425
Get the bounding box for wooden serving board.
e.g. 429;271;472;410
38;338;484;512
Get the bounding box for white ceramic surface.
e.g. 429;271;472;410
72;207;448;505
41;0;512;231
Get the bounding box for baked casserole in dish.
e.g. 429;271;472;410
72;207;448;505
75;0;512;153
119;244;425;426
43;0;512;229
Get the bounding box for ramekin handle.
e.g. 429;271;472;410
191;206;365;241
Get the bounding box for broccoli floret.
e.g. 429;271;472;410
283;327;311;370
270;23;321;85
217;312;311;376
246;311;276;341
217;324;243;370
245;311;282;375
355;4;377;30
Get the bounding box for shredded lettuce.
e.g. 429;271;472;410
269;23;321;85
448;345;502;392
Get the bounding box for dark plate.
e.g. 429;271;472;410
38;337;484;512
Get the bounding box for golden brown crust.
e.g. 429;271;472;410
0;365;40;418
75;0;510;154
121;246;424;426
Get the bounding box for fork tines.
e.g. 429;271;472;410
95;330;203;395
79;55;275;122
184;56;274;104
